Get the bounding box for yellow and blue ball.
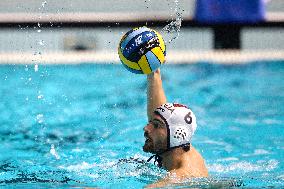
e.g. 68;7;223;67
118;26;166;74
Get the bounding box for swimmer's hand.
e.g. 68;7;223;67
147;68;161;79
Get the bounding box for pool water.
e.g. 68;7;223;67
0;61;283;188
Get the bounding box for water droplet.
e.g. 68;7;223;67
42;1;47;8
36;114;44;123
33;52;42;55
37;94;44;99
38;40;45;46
37;29;42;33
50;144;60;159
34;64;39;72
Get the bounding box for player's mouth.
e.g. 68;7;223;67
144;132;152;143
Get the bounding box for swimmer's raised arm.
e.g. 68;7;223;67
147;69;167;121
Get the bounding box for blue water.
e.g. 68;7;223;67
0;61;283;188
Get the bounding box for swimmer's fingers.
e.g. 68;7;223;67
147;68;160;79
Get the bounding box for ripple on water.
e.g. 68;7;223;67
209;159;279;173
0;63;283;187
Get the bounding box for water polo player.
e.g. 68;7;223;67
143;69;208;187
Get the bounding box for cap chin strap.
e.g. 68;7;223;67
147;143;191;168
147;154;163;167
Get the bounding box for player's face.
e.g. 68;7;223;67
143;114;167;154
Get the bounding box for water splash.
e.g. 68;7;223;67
208;159;279;173
161;0;183;44
50;144;60;159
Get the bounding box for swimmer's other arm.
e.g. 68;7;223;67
147;69;167;121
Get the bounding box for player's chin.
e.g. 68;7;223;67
143;142;154;153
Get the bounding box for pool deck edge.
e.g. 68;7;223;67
0;50;283;64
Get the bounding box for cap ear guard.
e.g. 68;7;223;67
154;103;197;149
170;124;192;147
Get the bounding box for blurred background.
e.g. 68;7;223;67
0;0;283;63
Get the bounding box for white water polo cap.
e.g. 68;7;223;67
154;103;197;149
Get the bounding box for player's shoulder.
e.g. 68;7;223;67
145;172;181;188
